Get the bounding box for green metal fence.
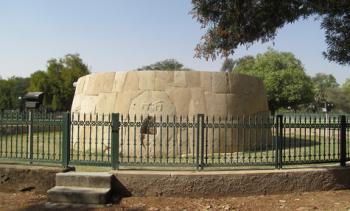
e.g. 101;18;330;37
0;111;348;170
115;114;348;169
280;115;343;166
69;113;112;167
0;111;63;164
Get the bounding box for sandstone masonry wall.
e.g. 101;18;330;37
71;71;268;117
71;71;269;155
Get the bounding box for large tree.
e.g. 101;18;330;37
311;73;338;109
220;58;235;72
231;49;314;113
191;1;350;65
138;59;189;71
28;54;90;111
327;79;350;112
342;78;350;94
0;80;10;110
28;71;51;106
221;56;255;72
0;77;29;111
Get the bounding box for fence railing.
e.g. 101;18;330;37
70;113;112;167
0;111;63;163
0;111;348;170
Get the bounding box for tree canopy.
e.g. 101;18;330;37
327;79;350;112
311;73;338;109
231;49;314;113
28;54;90;111
138;59;189;71
191;0;350;65
0;77;29;111
220;58;235;72
221;56;255;72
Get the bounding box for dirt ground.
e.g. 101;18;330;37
1;190;350;211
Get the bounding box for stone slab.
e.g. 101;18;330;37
111;166;350;197
47;186;111;204
85;72;116;95
56;172;112;189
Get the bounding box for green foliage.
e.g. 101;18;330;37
28;71;51;106
221;56;256;72
0;77;29;111
0;80;12;110
8;77;30;110
220;58;235;72
322;12;350;65
28;54;90;111
138;59;189;71
231;49;314;113
327;79;350;112
191;0;350;65
342;79;350;94
311;73;338;108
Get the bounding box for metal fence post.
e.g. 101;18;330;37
274;115;278;169
196;114;204;170
62;112;71;167
279;115;284;169
340;115;347;167
111;113;120;170
197;114;205;170
196;115;200;171
275;115;283;169
28;111;33;163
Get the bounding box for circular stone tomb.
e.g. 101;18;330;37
71;71;270;158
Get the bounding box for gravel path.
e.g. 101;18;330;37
1;190;350;210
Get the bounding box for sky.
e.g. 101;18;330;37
0;0;349;83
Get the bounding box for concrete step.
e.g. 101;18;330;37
47;186;111;204
56;172;112;188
